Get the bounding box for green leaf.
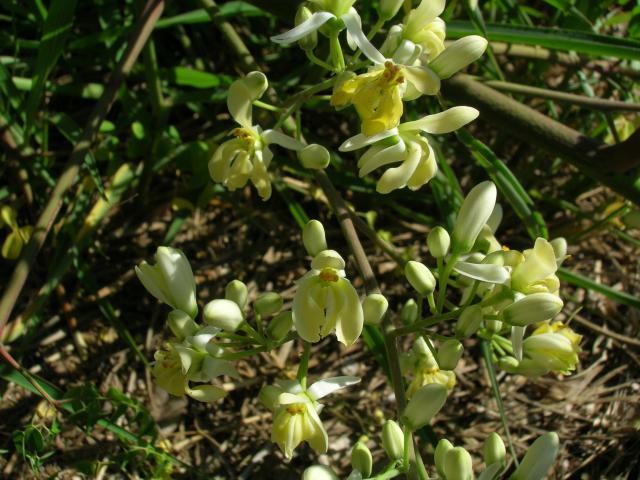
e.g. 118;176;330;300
23;0;78;141
168;67;222;89
155;2;270;29
447;21;640;60
558;268;640;309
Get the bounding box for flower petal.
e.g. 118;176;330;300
270;11;335;44
342;8;386;64
511;325;526;362
359;140;407;176
403;65;440;96
453;261;509;284
334;279;364;346
227;71;268;128
307;376;361;400
339;128;398;152
376;140;421;193
262;129;305;151
399;106;479;134
293;276;325;343
186;385;227;403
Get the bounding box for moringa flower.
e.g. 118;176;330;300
339;107;478;192
401;337;456;397
293;249;364;346
510;238;560;295
209;71;328;200
261;376;360;458
136;246;198;318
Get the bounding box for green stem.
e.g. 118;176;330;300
306;50;336;71
329;31;345;72
481;340;519;466
426;293;436;314
436;253;459;313
392;310;463;337
297;341;311;390
253;99;282;112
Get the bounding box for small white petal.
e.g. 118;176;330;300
342;8;386;64
399;106;479;134
359;140;407;176
339;128;398;152
307;376;360;400
376;141;421;193
271;11;335;44
262;129;305;151
453;261;509;284
403;65;441;96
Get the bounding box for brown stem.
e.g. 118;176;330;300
0;0;165;337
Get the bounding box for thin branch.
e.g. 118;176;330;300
0;0;165;337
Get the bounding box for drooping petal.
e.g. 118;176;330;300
270;11;335;44
359;140;407;176
453;261;510;284
399;106;479;134
342;8;386;64
293;276;326;343
376;140;421;193
186;384;227;402
227;72;268;128
339;128;398;152
304;406;329;454
334;278;364;345
406;141;437;190
403;65;441;96
308;376;361;400
262;129;306;151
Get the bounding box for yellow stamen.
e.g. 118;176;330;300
319;268;339;283
286;404;306;415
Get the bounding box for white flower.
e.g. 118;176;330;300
135;246;198;318
338;107;478;192
261;376;360;458
209;71;328;200
293;249;364;346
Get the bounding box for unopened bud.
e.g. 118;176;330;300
437;339;463;370
363;293;388;325
401;298;419;325
167;309;199;339
351;442;373;477
299;144;330;169
455;304;483;338
405;261;436;295
451;181;497;254
485;319;502;335
498;355;519;373
381;420;404;460
550;237;568;266
303;220;328;257
501;293;563;327
302;465;338;480
435;439;454;478
511;432;560;480
204;299;244;332
225;279;248;308
254;292;283;316
402;383;448;430
484;432;506;468
267;310;293;341
295;6;317;51
443;447;474;480
377;0;403;20
430;35;488;79
427;226;450;258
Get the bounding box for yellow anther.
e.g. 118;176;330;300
286;404;306;415
319;268;339;283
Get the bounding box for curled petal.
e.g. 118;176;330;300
453;261;510;284
342;8;386;64
376;141;421;193
406;141;437;190
271;11;335;44
307;376;361;400
399;106;479;134
262;129;305;151
339;128;398;152
359;140;407;176
227;71;268;128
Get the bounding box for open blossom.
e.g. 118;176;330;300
293;249;364;346
401;337;455;398
260;376;360;458
338;107;478;193
209;71;328;200
152;325;238;402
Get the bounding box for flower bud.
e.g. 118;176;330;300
362;293;388;325
427;226;450;259
501;293;563;327
405;261;436;295
377;0;403;20
267;311;293;341
225;279;248;308
381;420;405;460
351;442;373;477
443;446;474;480
437;339;463;370
484;432;506;468
303;220;328;257
430;35;488;79
402;383;448;430
434;439;454;478
185;385;227;403
401;298;419;325
498;355;519;373
455;304;483;338
254;292;283;316
550;237;568;266
485;319;502;335
523;333;579;374
451;181;497;255
295;6;318;51
511;432;559;480
204;299;244;332
300;144;330;170
302;465;339;480
135;246;198;318
167;309;199;340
